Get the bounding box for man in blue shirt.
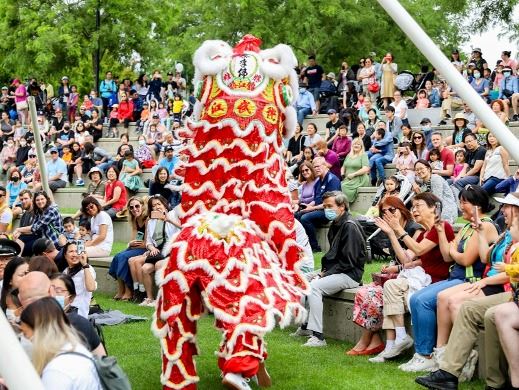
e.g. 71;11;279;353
498;66;519;121
46;147;68;191
156;146;180;181
296;83;317;126
295;156;341;252
368;127;394;186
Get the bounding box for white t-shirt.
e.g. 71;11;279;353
304;133;322;151
0;206;13;228
65;266;96;318
90;211;113;253
42;344;102;390
390;99;408;120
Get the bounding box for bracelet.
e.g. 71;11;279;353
398;232;409;240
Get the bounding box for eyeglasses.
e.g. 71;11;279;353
301;169;310;173
411;202;428;210
381;207;397;215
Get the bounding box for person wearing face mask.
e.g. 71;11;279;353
470;68;490;102
6;168;27;208
295;82;317;126
498;66;519;121
291;191;367;347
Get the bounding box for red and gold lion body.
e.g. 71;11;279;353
152;35;308;389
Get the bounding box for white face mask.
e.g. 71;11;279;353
138;139;146;146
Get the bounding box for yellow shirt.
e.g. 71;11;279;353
173;100;183;114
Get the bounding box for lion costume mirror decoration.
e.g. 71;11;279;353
152;35;310;390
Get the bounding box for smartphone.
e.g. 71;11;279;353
136;231;145;241
299;203;308;210
150;210;163;220
435;201;442;220
76;239;85;254
472;206;480;228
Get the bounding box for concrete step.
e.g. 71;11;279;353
53;187;148;208
102;123;139;138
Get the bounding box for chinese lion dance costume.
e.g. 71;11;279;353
152;35;309;390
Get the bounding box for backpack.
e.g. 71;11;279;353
59;351;131;390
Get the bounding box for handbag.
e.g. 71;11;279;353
58;351;131;390
368;80;380;93
371;272;398;286
16;100;28;110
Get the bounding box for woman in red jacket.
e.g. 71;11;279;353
117;93;134;131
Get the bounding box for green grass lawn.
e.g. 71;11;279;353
94;257;482;389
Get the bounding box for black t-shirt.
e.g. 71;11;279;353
304;65;324;88
67;307;102;351
326;119;344;141
287;135;307;158
58;129;74;143
51;117;65;131
15;146;30;166
466;146;486;170
20;210;35;227
54;249;67;272
149;181;174;200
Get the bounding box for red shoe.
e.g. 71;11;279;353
357;344;385;356
345;348;367;356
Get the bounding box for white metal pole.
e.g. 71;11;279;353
27;97;52;195
377;0;519;164
0;312;44;389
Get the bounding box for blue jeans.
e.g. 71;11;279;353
296;107;312;126
98;159;114;173
409;279;464;355
295;209;327;250
109;247;146;288
450;175;479;191
368;153;390;184
481;176;504;195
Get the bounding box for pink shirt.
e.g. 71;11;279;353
15;85;27;103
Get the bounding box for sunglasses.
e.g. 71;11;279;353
129;204;141;210
301;169;310;173
382;207;397;215
413;136;423;140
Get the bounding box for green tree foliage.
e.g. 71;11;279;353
2;0;511;90
0;0;166;91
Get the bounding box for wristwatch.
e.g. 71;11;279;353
82;264;90;269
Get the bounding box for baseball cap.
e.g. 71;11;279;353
494;192;519;207
49;147;58;154
61;76;69;81
1;86;7;90
32;238;55;255
327;109;337;114
420;117;431;125
152;113;159;118
164;145;174;152
472;48;482;53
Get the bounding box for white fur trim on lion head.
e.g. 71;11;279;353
192;40;233;82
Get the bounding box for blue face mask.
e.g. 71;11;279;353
504;72;511;77
299;88;306;94
54;295;65;309
473;73;481;79
324;209;337;221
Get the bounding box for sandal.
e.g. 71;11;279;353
113;295;122;301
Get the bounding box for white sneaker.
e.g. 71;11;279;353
302;336;327;347
459;349;478;382
399;353;437;372
289;327;312;337
368;351;388;363
139;298;155;307
222;372;251;390
383;335;414;359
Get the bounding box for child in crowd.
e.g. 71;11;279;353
137;102;150;133
473;119;490;147
428;148;443;171
452;149;468;180
13;122;26;144
365;176;401;218
108;104;119;138
393;141;417;180
157;102;168;120
0;137;17;174
76;220;92;242
120;149;143;194
61;145;73;164
67;85;79;123
62;217;78;243
173;95;183;122
401;124;413;142
415;89;430;109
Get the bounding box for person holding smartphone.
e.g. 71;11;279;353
129;195;180;306
109;197;148;301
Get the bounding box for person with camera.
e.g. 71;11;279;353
129;195;180;307
80;196;113;258
61;241;97;318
